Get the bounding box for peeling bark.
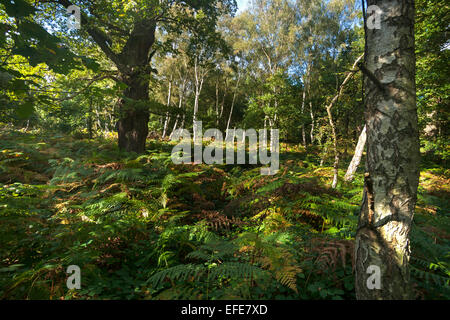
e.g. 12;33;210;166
355;0;420;300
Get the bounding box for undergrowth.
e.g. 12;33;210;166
0;128;448;300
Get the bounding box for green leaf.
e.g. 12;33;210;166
16;101;34;119
0;0;36;18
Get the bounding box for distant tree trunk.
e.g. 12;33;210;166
320;144;328;167
355;0;420;300
170;78;187;139
326;105;340;189
162;78;173;139
225;74;241;139
310;101;315;144
193;56;207;143
215;79;220;126
301;87;307;146
87;97;93;139
95;107;101;134
219;86;227;123
180;113;185;130
344;125;367;182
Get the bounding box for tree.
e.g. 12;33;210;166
36;0;236;153
0;0;82;123
355;0;420;300
325;53;363;189
415;0;449;162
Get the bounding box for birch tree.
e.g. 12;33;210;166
355;0;420;300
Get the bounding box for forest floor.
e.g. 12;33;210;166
0;128;448;300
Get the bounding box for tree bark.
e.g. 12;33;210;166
355;0;420;300
301;86;307;146
225;73;241;138
162;77;173;139
193;56;207;143
117;73;151;153
310;101;315;144
344;125;367;182
170;77;187;139
116;20;156;153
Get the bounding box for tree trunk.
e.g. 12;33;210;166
117;73;151;153
301;87;307;146
193;57;207;143
326;105;339;189
162;78;173;139
310;101;315;144
355;0;420;300
215;79;220;126
344;125;367;182
225;74;241;139
87;97;93;139
170;78;187;139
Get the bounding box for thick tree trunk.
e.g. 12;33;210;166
355;0;420;300
117;73;150;153
344;125;367;182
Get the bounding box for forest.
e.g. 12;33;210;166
0;0;448;301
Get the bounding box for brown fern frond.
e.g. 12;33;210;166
308;238;355;273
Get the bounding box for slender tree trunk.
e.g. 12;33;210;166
355;0;420;300
301;87;307;146
344;125;367;182
193;57;206;143
320;144;328;167
219;88;226;123
310;101;315;144
95;107;101;134
326;105;340;189
300;63;311;147
162;78;173;139
170;78;187;139
225;74;241;139
87;97;93;139
215;79;220;126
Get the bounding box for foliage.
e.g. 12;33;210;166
0;0;448;301
0;129;447;300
